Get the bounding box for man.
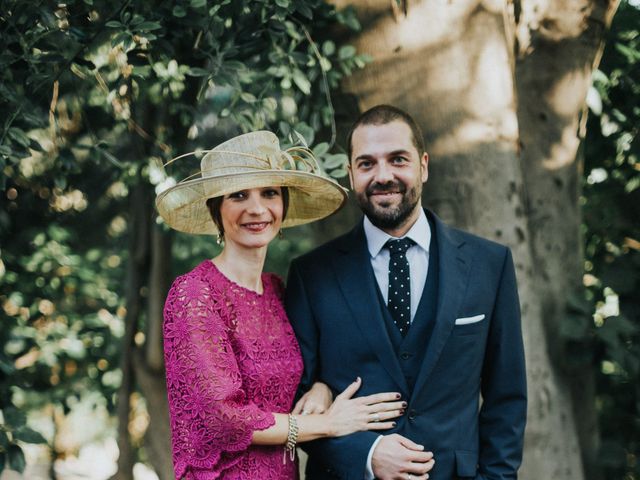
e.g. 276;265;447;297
285;105;527;480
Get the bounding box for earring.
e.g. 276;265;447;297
278;229;283;240
216;232;224;245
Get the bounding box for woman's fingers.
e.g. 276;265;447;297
368;400;406;413
366;420;397;430
335;376;362;400
369;409;404;422
360;391;402;405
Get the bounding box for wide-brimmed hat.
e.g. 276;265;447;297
155;131;348;235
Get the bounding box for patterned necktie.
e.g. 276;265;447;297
385;238;416;336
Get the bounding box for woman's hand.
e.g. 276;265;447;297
324;377;405;437
293;381;333;415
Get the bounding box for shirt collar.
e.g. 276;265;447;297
364;209;431;258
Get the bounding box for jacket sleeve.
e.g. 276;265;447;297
163;274;275;480
286;259;379;479
477;248;527;479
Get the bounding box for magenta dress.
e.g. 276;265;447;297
163;260;303;480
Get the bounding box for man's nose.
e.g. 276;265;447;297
373;163;394;183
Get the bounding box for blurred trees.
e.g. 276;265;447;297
1;0;637;479
582;1;640;476
0;0;363;477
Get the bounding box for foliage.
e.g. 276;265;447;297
0;0;366;473
581;0;640;476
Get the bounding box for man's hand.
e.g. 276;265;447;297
292;381;333;414
372;434;435;480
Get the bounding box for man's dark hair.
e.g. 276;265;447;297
206;187;290;236
346;104;425;161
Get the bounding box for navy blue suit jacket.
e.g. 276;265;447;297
285;211;527;480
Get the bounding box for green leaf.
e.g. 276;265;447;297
312;142;330;157
7;128;30;148
338;45;357;60
14;427;47;444
275;0;290;7
240;92;256;103
3;408;26;429
322;41;336;56
292;70;311;95
191;0;207;8
105;21;123;28
0;145;12;156
295;2;313;19
136;21;162;31
8;445;25;473
172;6;187;17
330;167;348;178
0;431;9;450
186;67;210;77
323;153;347;170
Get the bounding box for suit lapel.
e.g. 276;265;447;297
411;213;471;401
331;223;410;396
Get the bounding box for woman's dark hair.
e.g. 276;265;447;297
206;187;290;236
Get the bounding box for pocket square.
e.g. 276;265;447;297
455;314;485;325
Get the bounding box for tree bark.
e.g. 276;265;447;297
111;182;151;480
514;0;618;477
327;0;617;477
137;223;174;479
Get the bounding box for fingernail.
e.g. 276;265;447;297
392;422;396;427
395;393;401;399
402;401;407;408
356;376;361;382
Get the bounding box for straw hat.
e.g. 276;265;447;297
156;131;348;235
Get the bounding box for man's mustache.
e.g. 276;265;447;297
366;181;407;196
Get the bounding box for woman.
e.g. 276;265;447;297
156;131;405;480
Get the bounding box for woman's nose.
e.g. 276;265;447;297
246;194;267;214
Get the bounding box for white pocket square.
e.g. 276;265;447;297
455;314;485;325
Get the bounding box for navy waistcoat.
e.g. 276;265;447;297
376;224;439;392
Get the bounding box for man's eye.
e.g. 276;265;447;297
391;156;407;163
358;161;372;169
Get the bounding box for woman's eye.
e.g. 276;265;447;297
263;189;280;197
228;191;246;199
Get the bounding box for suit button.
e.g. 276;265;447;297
400;352;411;360
408;409;418;421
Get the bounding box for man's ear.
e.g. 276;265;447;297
421;152;429;183
347;163;355;189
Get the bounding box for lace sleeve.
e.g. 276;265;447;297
163;273;276;480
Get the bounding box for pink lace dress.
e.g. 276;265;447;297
163;260;303;480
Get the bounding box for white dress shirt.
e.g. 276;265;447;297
362;210;431;479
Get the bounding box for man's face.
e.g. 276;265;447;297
348;121;428;233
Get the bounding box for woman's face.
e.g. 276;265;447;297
219;186;284;249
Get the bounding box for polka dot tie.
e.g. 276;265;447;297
385;238;416;336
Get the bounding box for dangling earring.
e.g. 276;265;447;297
216;231;224;245
278;229;283;240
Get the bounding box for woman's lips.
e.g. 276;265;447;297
241;221;271;232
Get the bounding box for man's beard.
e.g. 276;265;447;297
355;180;421;230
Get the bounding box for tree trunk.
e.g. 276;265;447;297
138;223;174;479
111;182;152;480
328;0;617;477
514;0;618;477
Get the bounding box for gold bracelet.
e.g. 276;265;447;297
283;414;299;464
